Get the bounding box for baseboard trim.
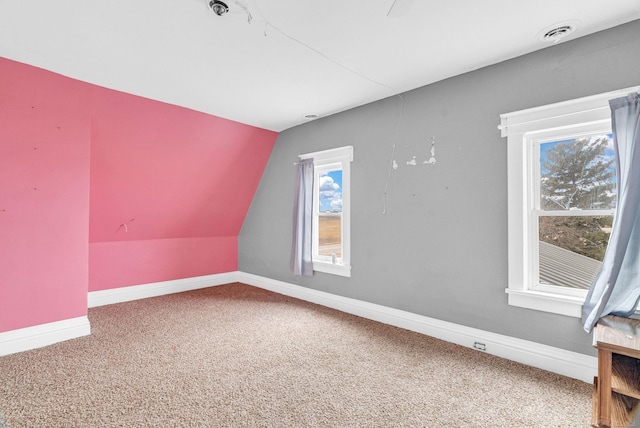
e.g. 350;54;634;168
0;316;90;357
88;272;237;308
8;271;596;381
237;272;597;383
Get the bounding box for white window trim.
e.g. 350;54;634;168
299;146;353;277
500;86;639;317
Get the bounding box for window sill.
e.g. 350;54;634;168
506;288;585;317
313;262;351;277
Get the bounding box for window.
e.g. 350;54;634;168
299;146;353;277
535;133;615;291
500;87;638;317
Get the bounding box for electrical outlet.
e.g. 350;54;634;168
473;341;486;351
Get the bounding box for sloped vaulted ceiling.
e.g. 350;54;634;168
0;1;639;131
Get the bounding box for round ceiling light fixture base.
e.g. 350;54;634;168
209;0;229;16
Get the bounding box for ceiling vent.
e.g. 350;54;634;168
543;26;573;40
538;20;580;43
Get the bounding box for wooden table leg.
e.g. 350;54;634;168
598;348;612;427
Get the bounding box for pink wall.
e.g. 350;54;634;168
0;58;91;332
89;238;237;291
0;56;277;332
89;86;276;290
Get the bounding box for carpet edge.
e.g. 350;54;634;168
238;272;597;383
87;272;236;308
0;316;90;357
6;271;597;383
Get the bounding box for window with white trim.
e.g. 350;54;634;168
299;146;352;277
501;86;639;317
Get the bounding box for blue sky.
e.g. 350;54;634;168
319;170;342;212
539;134;614;175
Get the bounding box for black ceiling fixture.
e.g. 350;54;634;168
209;0;229;16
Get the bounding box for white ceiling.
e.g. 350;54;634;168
1;1;639;132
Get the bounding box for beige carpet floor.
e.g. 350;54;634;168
0;282;592;427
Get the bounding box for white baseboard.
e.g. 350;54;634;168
88;272;237;308
5;271;596;382
237;272;597;383
0;316;90;357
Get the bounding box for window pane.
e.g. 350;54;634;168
539;135;616;211
318;169;342;258
538;215;612;289
318;214;341;257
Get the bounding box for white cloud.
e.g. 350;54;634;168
319;175;342;211
319;175;340;192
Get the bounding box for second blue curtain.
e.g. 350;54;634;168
583;93;640;332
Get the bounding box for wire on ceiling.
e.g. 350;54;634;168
209;1;432;215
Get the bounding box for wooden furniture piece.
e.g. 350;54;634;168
593;315;640;427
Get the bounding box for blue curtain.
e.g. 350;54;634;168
583;93;640;332
290;159;314;276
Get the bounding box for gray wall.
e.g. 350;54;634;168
239;20;640;356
